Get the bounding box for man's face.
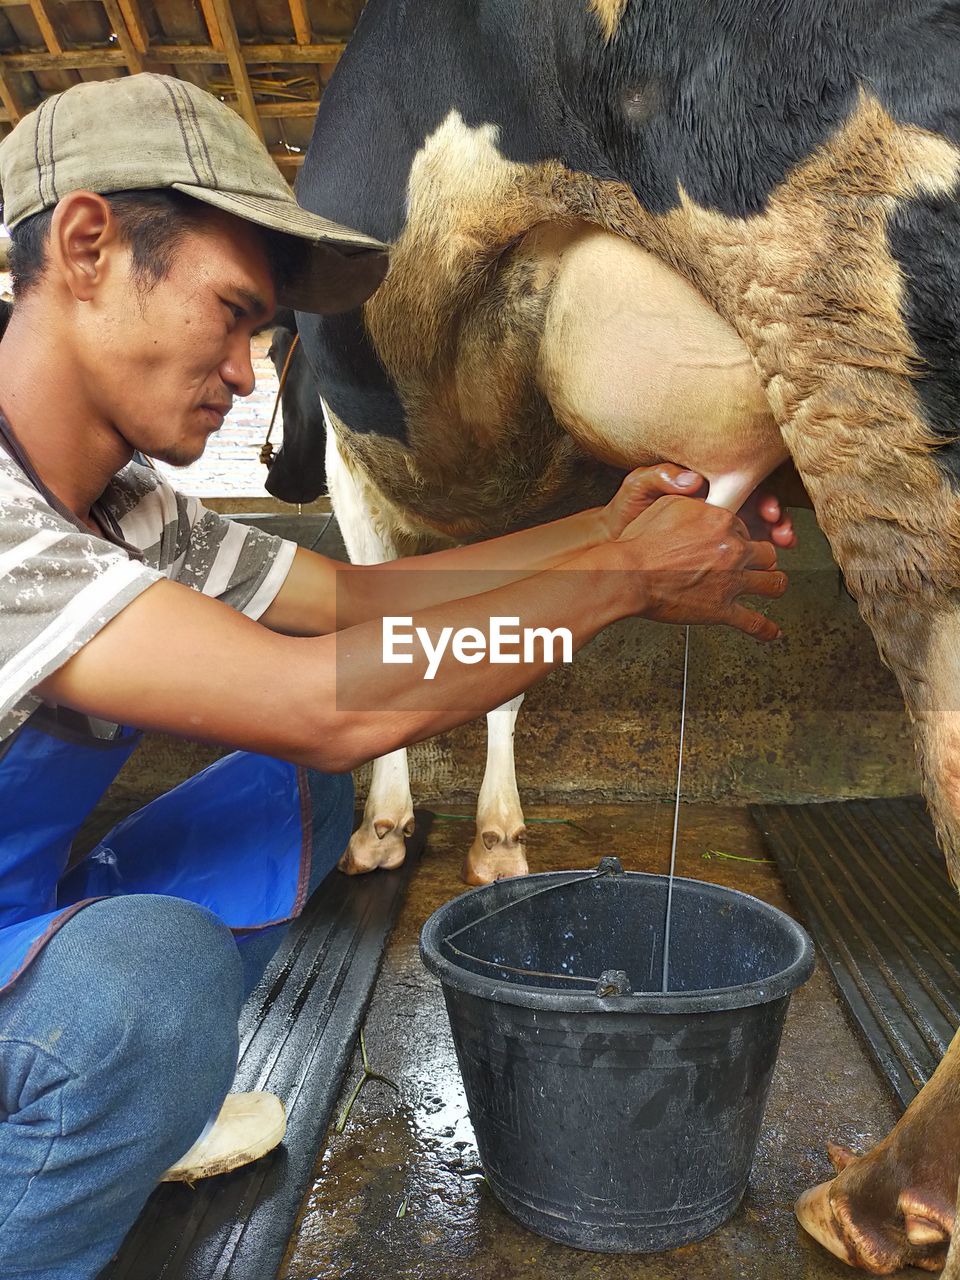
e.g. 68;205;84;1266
76;205;276;467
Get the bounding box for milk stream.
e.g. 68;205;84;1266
661;624;690;994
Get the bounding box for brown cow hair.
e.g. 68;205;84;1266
587;0;629;41
350;94;960;874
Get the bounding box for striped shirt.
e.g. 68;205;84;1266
0;450;296;742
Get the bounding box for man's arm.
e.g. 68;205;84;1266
260;504;615;637
261;465;746;636
36;496;784;774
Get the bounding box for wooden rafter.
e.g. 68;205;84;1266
239;41;344;62
0;68;27;123
288;0;311;45
0;48;127;69
29;0;62;54
100;0;143;73
115;0;149;55
203;0;265;141
0;41;346;72
197;0;225;52
0;1;355;181
152;40;345;63
258;100;320;117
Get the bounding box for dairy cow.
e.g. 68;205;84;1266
269;2;960;1268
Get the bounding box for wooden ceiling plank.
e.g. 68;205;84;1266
100;0;143;72
115;0;149;55
203;0;264;141
29;0;63;54
287;0;311;45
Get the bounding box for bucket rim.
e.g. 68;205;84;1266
419;869;815;1014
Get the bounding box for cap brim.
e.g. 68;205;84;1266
173;183;389;315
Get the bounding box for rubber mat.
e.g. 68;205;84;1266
100;813;429;1280
751;797;960;1109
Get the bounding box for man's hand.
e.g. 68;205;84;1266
613;496;787;642
602;465;798;548
599;465;706;540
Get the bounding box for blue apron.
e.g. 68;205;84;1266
0;414;312;996
0;706;312;994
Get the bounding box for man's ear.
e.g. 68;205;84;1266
48;191;120;302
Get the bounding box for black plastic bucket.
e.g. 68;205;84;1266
419;862;814;1253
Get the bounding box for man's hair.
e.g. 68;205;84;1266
8;187;297;301
8;189;209;298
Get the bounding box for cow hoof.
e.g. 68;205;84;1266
338;814;415;874
795;1146;954;1274
462;826;528;885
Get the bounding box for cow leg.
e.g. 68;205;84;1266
324;420;416;873
784;377;960;1272
719;129;960;1271
340;748;415;875
791;578;960;1273
463;694;528;885
795;1030;960;1274
943;1180;960;1279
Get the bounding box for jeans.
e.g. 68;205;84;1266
0;767;353;1280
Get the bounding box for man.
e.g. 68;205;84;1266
0;74;790;1279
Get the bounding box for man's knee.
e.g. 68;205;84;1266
0;896;245;1267
12;895;242;1091
0;895;243;1182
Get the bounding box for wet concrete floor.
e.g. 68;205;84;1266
280;802;921;1280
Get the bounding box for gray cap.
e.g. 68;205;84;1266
0;72;389;314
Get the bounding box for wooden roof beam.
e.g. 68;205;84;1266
0;68;27;123
0;48;117;70
0;48;126;70
288;0;312;45
0;42;347;72
202;0;264;142
196;0;224;52
258;99;320;118
239;41;345;63
100;0;143;73
150;41;346;65
115;0;149;55
29;1;62;54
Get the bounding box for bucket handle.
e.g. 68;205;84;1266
442;858;629;991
